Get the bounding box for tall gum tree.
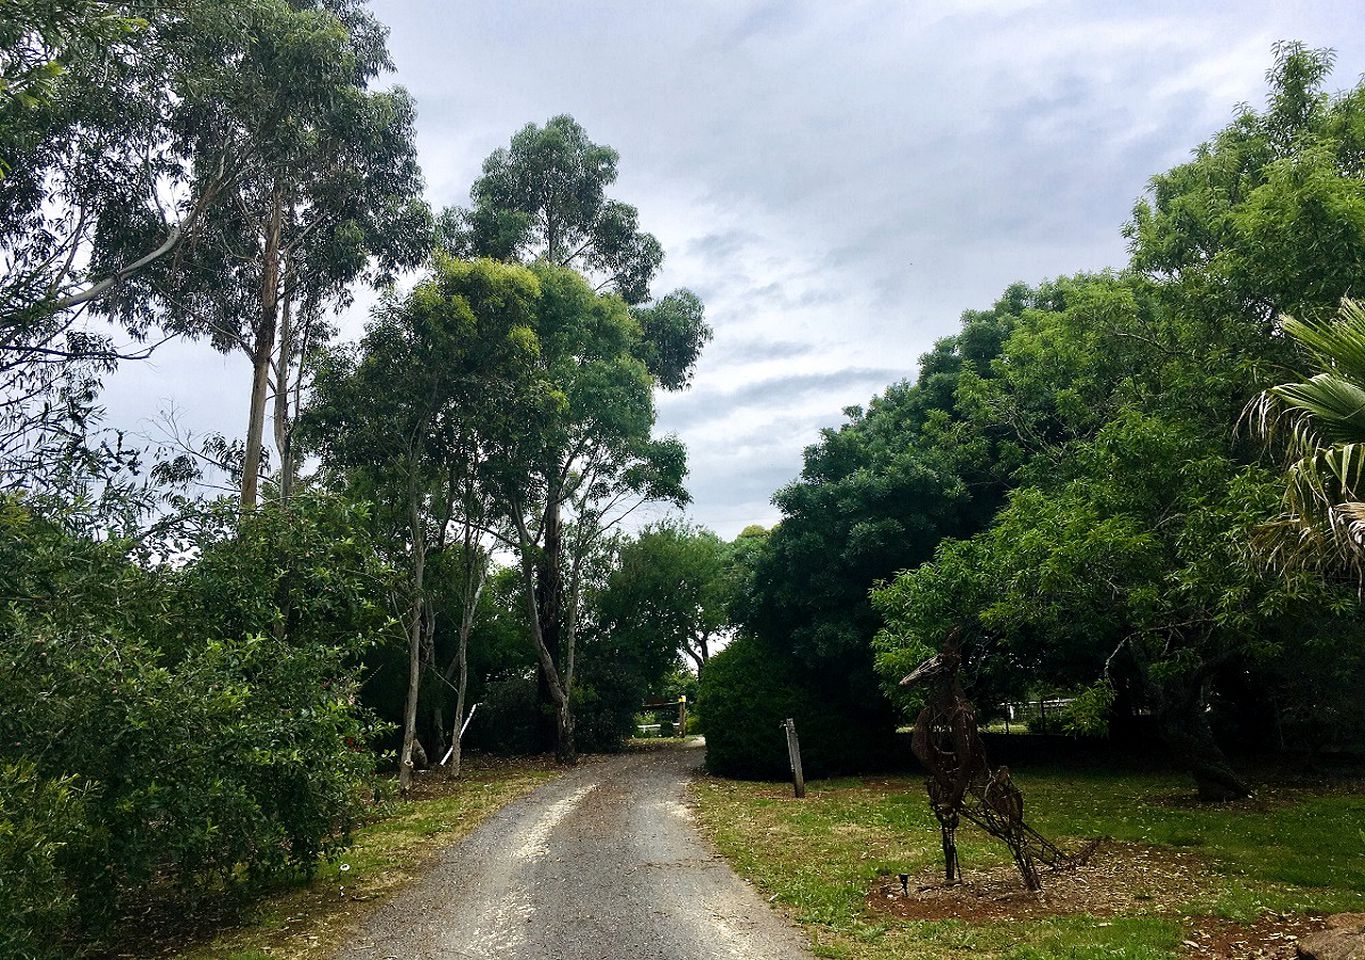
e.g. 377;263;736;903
480;264;708;764
443;115;707;749
104;0;430;509
0;3;237;483
305;257;542;791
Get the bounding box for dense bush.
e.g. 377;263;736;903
699;634;898;779
0;764;83;960
573;651;653;753
0;496;388;952
0;626;377;942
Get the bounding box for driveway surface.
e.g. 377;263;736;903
333;743;812;960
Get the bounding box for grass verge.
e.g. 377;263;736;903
154;755;560;960
690;760;1365;960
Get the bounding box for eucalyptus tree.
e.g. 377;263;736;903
1;1;429;503
306;258;540;790
442;121;707;744
0;2;223;485
105;0;430;509
438;115;663;304
472;264;705;762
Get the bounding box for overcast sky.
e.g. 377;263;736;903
101;0;1365;537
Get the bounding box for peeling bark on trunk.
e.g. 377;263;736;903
241;190;282;511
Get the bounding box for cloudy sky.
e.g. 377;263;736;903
102;0;1365;537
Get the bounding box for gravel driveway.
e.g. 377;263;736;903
332;742;812;960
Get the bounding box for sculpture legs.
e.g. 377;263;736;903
1005;832;1041;892
934;807;961;884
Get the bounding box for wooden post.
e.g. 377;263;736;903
678;696;687;737
782;718;806;798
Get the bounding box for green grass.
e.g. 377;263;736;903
163;757;560;960
691;761;1365;960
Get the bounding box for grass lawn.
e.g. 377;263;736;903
148;756;560;960
690;760;1365;960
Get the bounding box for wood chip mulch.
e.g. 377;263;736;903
866;840;1217;922
864;841;1346;959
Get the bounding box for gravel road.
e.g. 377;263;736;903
332;742;812;960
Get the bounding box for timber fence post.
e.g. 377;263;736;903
782;718;806;798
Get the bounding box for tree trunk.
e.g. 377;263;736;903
535;495;563;752
272;274;295;504
441;527;485;781
518;551;576;766
555;696;575;765
447;594;474;779
1153;674;1253;802
398;476;426;793
445;640;467;780
241;190;283;510
685;631;711;674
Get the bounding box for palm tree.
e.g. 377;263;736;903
1248;298;1365;577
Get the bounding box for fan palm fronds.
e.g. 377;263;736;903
1247;299;1365;578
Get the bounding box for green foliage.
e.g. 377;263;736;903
438;114;664;304
463;674;540;756
1249;299;1365;577
572;652;648;753
0;626;379;943
596;518;731;674
0;495;390;950
726;285;1056;772
0;763;83;960
866;43;1365;797
1060;682;1118;737
167;491;400;657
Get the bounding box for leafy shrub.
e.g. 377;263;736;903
1061;682;1117;736
0;764;83;960
0;496;388;949
574;653;650;753
698;634;898;779
0;626;376;934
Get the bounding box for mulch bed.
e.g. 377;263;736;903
865;840;1342;958
866;840;1217;922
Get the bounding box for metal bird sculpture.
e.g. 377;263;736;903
900;628;1090;892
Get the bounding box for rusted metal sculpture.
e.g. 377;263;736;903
901;628;1083;892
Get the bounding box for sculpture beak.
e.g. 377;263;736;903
900;653;943;687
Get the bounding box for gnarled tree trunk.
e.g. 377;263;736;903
1152;672;1252;802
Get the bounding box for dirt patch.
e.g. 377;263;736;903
1180;911;1329;959
866;840;1217;922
